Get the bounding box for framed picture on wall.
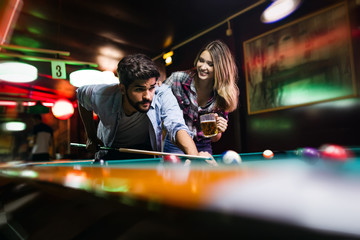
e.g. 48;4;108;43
243;2;356;115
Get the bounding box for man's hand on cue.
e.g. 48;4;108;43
86;138;103;153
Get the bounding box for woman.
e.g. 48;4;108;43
163;40;239;154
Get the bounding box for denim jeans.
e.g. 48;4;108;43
163;134;213;154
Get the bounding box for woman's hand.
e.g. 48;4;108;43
214;113;228;133
210;113;227;142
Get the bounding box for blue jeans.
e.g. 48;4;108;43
163;134;213;154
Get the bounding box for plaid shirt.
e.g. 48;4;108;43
164;69;228;141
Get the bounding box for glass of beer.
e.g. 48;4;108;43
200;113;218;137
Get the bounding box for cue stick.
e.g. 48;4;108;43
70;143;211;160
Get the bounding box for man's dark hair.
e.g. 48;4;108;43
117;53;160;88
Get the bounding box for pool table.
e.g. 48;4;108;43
0;148;359;239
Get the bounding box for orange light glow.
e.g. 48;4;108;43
51;99;74;120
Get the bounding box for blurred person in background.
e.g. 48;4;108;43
30;114;54;161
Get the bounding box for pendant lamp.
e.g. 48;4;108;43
261;0;302;24
0;61;38;82
69;69;102;87
1;121;26;131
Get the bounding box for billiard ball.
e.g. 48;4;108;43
222;150;242;164
296;147;320;159
163;154;181;164
320;144;348;162
263;149;274;159
93;158;107;165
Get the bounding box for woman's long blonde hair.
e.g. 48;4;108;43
194;40;239;112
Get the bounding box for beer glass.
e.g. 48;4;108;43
200;113;218;137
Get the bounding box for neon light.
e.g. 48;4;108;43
42;102;54;107
0;100;16;106
22;101;36;106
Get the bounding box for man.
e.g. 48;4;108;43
77;53;212;161
30;114;54;161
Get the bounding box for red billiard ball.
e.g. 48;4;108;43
320;144;348;162
163;154;181;164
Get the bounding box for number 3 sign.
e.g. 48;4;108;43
51;61;67;79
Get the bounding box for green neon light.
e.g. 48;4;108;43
27;27;42;35
12;36;41;49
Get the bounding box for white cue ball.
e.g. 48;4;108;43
222;150;242;164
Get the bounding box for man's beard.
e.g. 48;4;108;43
125;92;151;113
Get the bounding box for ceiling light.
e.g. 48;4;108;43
2;121;26;132
69;69;102;87
226;21;233;36
261;0;302;24
101;71;119;85
70;69;118;87
0;61;37;82
163;51;173;66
